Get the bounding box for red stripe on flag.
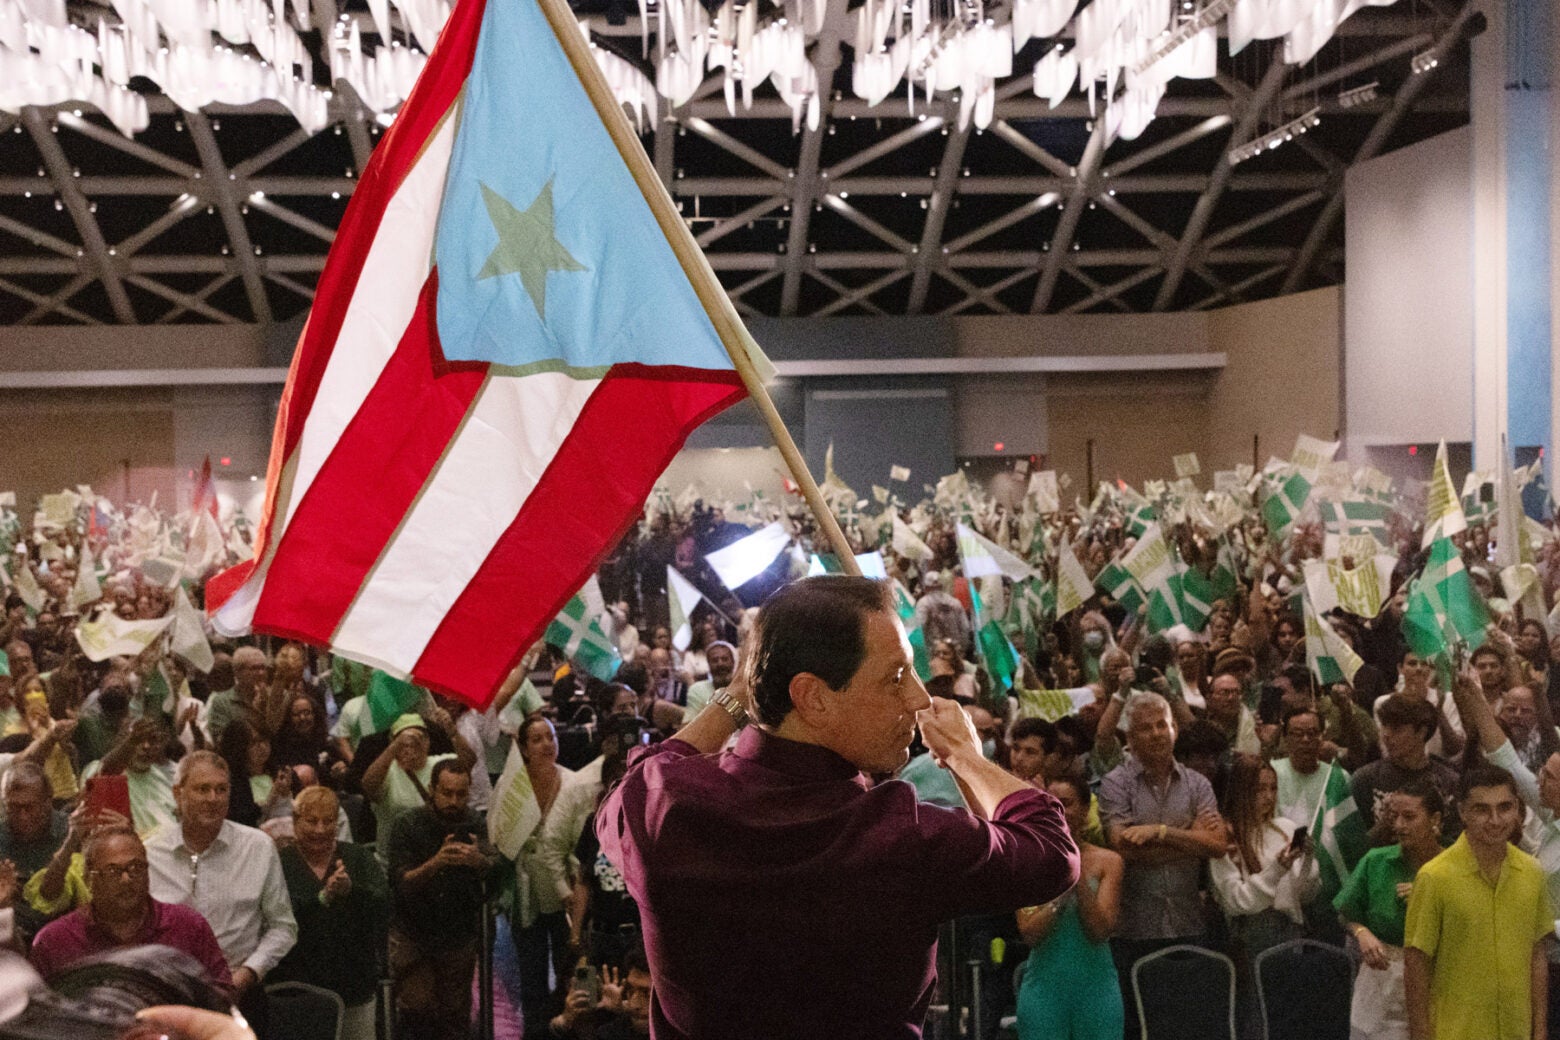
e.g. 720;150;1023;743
210;0;487;619
250;271;490;644
409;366;746;706
276;0;488;465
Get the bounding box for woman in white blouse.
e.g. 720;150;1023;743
1212;754;1320;1036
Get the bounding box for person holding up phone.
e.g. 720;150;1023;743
1210;755;1320;1036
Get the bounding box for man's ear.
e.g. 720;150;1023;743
787;672;833;727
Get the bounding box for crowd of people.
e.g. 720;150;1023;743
0;440;1555;1040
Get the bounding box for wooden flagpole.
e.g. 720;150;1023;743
534;0;862;577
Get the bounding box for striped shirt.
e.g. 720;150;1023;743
147;819;298;979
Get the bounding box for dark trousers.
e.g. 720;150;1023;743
235;983;271;1040
513;910;571;1032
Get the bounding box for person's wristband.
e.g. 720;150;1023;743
709;688;748;727
1157;824;1167;843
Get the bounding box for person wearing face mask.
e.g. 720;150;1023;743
1076;612;1113;684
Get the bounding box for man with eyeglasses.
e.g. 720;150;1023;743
29;824;231;989
147;751;297;1039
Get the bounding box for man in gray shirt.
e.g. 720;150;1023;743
1098;692;1227;1035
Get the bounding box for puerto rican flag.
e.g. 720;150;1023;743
207;0;751;706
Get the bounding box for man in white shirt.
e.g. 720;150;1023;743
147;750;297;1039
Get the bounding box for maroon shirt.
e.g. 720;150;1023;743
597;727;1077;1040
30;897;234;989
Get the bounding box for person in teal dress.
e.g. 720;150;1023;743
1016;773;1124;1040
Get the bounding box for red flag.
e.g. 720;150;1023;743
192;457;219;520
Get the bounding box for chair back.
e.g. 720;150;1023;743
1255;939;1353;1040
266;980;345;1040
1131;944;1236;1040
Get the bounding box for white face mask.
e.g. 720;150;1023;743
1082;631;1106;653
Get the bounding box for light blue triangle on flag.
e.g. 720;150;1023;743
432;0;735;376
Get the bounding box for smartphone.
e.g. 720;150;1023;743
571;964;600;1005
1133;664;1160;689
1288;826;1309;853
84;774;132;821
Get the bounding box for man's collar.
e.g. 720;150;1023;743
735;727;862;782
178;820;231;855
1125;755;1182;782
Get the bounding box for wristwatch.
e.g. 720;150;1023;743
710;688;748;727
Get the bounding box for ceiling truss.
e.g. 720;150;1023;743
0;2;1472;325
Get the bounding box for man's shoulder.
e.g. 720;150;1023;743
219;819;276;850
32;906;88;946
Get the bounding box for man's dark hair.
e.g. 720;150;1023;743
1280;703;1321;733
1009;717;1056;750
1054;714;1093;755
622;942;650;977
747;576;893;727
1459;762;1520;804
1175;718;1229;761
430;758;470;790
1376;694;1438;742
1470;644;1507;666
1395;778;1445;819
3;594;22;614
614;662;649;697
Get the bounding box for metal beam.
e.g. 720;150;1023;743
1061;266;1161;314
1032;120;1105;312
1063;266;1133;312
938;267;1017;314
55;113;199;177
777;0;845;316
907;116;971;313
1;275;100;325
19;274;94;324
153;274;239;324
683;118;792;180
944;194;1058;254
695;196;788;247
127;274;245;324
809;269;888;315
1189;264;1287;310
248;195;338;244
940;269;1032;315
185;109;272;324
114;195;205;257
1282;2;1478;293
813;270;910;317
1153;56;1289;310
1102;115;1233;178
1281;33;1435;101
22;107;136;323
988;121;1073;178
1204;190;1326;249
825;118;944;179
821;196;916;252
264;271;318;302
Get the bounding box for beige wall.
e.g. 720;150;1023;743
0;390;178;508
1043;371;1214;489
1205;286;1342;472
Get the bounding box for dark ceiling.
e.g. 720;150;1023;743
0;0;1473;325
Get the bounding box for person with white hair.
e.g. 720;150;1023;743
1097;691;1228;1037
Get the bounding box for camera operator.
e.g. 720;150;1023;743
385;760;499;1040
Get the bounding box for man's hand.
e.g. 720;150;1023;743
177;702;201;733
916;698;980;766
425;706;456;734
230;967;259;995
1117;824;1161;847
599;965;623;1010
556;987;592;1030
45;717;77;747
137;1007;256;1040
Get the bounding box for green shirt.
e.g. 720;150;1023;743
1334;843;1418;947
1404;835;1555;1040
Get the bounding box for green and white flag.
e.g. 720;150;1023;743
666;566;705;652
1125;502;1157;538
7;560;43;614
1402;535;1489;678
1178;565;1215;632
546;583;622;682
891;579;934;681
1422;440;1467;549
1120;524;1183;632
1308;761;1367;900
970;582;1020;695
1095;559;1145;614
1494;440;1545;618
1304;596;1363;685
1318;498;1391;556
75;609;172;663
1302;554;1397;618
956;522;1038;581
1210;538;1241;602
1055;535;1094;618
1262;471;1312;537
1005;577;1051;661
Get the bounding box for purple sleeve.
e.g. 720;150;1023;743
909;785;1080;920
28;921;64;981
595;738;701;893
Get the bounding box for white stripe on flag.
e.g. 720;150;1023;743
215;114;459;636
331;371;601;673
